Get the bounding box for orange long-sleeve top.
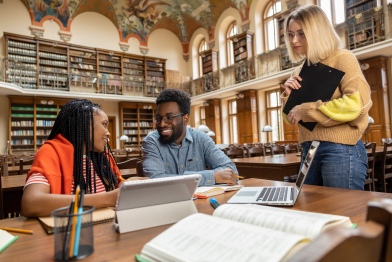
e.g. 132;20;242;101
26;134;122;194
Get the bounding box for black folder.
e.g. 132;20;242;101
283;62;345;131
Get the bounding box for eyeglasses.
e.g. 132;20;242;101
153;113;185;124
287;31;306;42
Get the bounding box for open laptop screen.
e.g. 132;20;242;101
294;141;320;201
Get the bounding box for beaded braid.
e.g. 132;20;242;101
48;99;118;193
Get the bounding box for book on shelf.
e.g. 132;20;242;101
123;58;144;64
139;204;353;262
203;60;212;67
11;106;34;110
203;66;212;73
203;56;212;62
99;54;120;61
147;71;164;77
346;1;375;17
69;50;94;58
99;66;121;73
11;114;34;117
99;61;120;67
11;121;33;126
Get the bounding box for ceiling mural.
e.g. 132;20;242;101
20;0;253;57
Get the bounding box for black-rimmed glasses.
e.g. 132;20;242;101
153;113;185;124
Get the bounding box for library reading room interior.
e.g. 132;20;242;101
2;0;392;261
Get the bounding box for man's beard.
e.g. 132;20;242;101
158;119;185;145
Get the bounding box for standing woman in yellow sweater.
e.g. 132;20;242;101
282;5;372;190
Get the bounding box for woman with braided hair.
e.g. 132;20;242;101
22;99;147;217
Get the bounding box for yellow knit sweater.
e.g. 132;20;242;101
281;49;372;145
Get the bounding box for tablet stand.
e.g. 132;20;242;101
115;200;198;234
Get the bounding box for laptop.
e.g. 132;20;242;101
227;141;320;206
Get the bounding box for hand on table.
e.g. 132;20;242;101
214;168;237;186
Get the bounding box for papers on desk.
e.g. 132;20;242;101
194;185;244;198
0;229;18;253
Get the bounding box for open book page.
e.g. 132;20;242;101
141;213;308;262
213;204;352;240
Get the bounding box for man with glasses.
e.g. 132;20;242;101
142;89;238;186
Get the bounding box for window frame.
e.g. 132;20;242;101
263;0;282;52
265;89;283;142
228;99;238;144
200;106;206;125
198;39;208;78
318;0;346;27
226;21;238;67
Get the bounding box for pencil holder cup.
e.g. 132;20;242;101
51;205;95;261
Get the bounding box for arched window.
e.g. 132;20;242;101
198;39;208;77
264;0;281;51
226;22;238;67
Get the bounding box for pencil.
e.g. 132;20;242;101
0;227;33;234
69;185;80;258
73;189;85;257
236;176;244;179
63;198;75;261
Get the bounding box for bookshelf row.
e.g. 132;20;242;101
8;96;71;154
5;33;167;95
120;102;156;148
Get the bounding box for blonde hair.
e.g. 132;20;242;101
284;5;341;65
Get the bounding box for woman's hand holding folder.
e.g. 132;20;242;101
284;75;302;96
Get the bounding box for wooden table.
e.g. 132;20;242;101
1;178;391;261
1;169;136;215
232;153;302;181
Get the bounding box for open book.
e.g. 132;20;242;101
38;207;115;234
140;204;352;262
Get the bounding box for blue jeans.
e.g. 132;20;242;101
301;140;368;190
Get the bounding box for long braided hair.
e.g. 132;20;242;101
48;99;118;193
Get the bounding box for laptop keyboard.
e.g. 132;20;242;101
256;187;292;202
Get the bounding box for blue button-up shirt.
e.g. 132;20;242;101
142;128;238;186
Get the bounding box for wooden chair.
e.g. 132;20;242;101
366;198;392;261
288;198;392;262
381;142;392;193
0;169;3;220
286;221;384;262
266;145;287;156
18;157;34;175
364;142;376;191
285;144;300;153
225;148;246;159
117;158;139;179
248;146;266;157
137;161;145;177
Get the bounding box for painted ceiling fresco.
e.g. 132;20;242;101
20;0;253;51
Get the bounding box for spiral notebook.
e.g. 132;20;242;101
38;207;115;234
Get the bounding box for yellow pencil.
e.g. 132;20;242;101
0;227;33;234
69;185;80;257
236;176;244;179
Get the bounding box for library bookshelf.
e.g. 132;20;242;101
4;33;167;93
346;0;384;49
229;31;254;83
8;96;72;154
200;49;218;76
119;102;156;149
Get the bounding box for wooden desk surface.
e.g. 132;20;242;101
232;153;302;167
1;169;137;191
1;178;391;261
